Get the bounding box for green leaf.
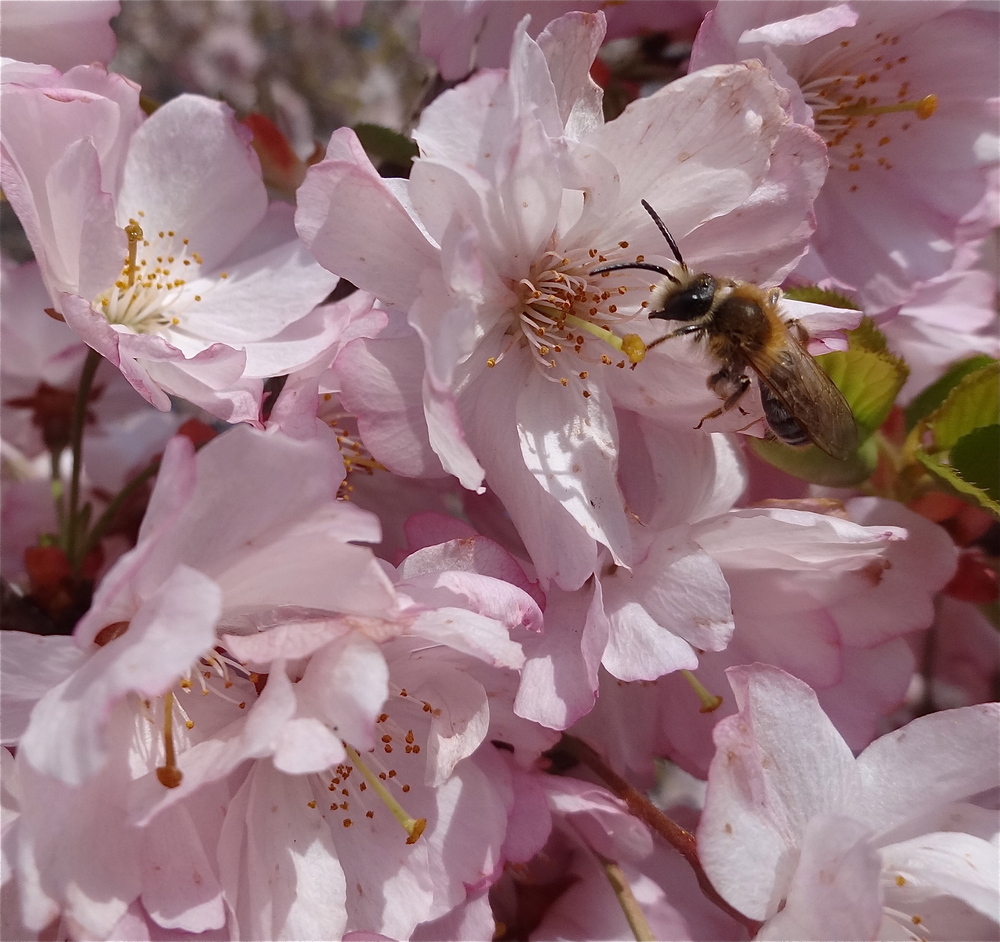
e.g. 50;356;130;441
949;425;1000;504
919;361;1000;453
352;123;418;169
905;354;998;431
914;447;1000;515
783;285;859;309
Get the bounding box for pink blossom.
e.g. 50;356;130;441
1;423;548;938
1;64;340;422
298;12;829;590
214;639;539;940
883;266;1000;403
690;0;1000;310
1;426;394;935
513;426;743;729
699;664;1000;940
0;0;119;70
570;496;958;784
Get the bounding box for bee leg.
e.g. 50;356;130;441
645;323;703;352
695;369;751;429
737;416;770;435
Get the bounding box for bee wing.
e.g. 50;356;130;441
746;337;859;460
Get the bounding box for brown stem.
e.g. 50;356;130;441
596;852;655;942
557;734;761;936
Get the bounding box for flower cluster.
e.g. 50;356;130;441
1;3;997;941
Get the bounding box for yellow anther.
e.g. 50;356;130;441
621;334;646;364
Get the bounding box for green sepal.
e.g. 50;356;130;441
782;285;859;309
950;425;1000;505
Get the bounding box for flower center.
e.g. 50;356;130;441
307;686;431;844
129;643;259;789
490;246;645;394
94;213;224;334
798;32;937;177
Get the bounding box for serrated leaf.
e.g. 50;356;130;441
949;425;1000;505
920;362;1000;453
846;316;895;356
914;448;1000;515
905;355;998;431
750;433;876;486
352;123;418;169
783;285;859;309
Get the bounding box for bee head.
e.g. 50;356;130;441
650;272;718;323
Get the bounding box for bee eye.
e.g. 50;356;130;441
652;274;716;322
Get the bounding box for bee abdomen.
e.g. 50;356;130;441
760;384;810;447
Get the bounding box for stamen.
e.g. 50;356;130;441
562;314;645;364
96;215;212;334
820;93;937;120
344;744;426;844
681;670;724;713
124;221;143;287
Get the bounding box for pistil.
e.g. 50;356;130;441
155;693;183;788
344;744;427;844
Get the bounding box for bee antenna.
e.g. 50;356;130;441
590;261;680;284
640;199;685;267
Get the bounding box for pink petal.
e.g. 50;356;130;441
222;763;349;940
409;607;525;670
118;95;267;271
536;12;606;138
337;329;447;479
296;128;439;308
756;814;882;941
296;633;389;756
514;581;609;729
0;633;86;744
586;62;789;244
140;802;225;932
517;368;632;569
855;702;1000;836
698;665;860;919
881;831;1000;922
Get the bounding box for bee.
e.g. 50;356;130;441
593;200;858;460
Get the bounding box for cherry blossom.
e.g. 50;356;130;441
298;11;830;590
572;496;959;788
690;0;1000;310
1;5;997;939
699;664;1000;940
1;64;340;422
